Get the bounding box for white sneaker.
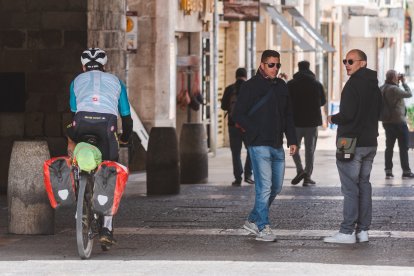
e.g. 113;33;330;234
255;225;277;242
243;220;259;235
357;230;369;242
324;232;356;244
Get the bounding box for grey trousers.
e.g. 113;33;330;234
336;147;377;234
292;127;318;176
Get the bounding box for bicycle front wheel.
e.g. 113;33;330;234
76;176;94;259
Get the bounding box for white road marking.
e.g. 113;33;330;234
111;227;414;239
0;260;413;275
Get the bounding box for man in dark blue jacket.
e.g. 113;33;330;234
288;60;326;186
233;50;297;242
325;49;382;244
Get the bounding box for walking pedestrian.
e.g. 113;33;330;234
221;68;254;186
233;49;297;242
380;69;414;179
325;49;382;244
288;60;326;186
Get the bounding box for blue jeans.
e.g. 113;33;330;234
247;146;285;231
336;147;377;234
229;126;253;181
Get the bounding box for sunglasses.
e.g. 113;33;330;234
264;62;282;69
342;59;363;65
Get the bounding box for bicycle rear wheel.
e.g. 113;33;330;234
76;176;94;259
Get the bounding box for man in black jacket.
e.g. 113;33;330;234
233;50;297;242
288;61;326;186
325;49;382;244
221;68;254;186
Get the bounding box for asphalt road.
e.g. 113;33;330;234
1;130;414;275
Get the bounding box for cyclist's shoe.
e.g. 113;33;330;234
99;227;117;245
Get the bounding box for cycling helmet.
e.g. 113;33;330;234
80;48;107;66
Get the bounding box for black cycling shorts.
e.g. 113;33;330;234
66;111;119;161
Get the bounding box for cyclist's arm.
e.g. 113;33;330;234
118;79;133;143
69;81;77;114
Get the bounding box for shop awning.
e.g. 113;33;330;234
284;7;335;52
265;5;315;52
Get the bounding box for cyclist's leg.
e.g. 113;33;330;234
97;114;119;245
106;114;119;162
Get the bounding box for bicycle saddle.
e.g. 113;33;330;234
79;134;99;146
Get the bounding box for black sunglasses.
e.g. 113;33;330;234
342;59;363;65
264;62;282;69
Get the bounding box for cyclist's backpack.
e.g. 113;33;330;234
92;161;129;216
43;156;76;208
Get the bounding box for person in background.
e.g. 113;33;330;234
221;68;254;186
233;50;297;242
380;69;414;179
325;49;381;244
288;60;326;186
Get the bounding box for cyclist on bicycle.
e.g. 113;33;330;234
66;47;133;246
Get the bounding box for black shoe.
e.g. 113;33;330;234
244;177;255;184
303;177;316;185
385;173;394;179
99;227;117;245
291;171;307;185
232;179;242;186
402;172;414;179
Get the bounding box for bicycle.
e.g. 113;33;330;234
73;135;111;259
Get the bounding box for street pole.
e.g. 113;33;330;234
211;0;218;156
251;21;256;77
245;22;251;79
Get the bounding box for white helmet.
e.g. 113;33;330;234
80;48;107;66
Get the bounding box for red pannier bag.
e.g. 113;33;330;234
92;161;129;216
43;156;76;208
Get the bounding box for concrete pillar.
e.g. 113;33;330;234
180;123;208;184
8;141;54;234
146;127;179;195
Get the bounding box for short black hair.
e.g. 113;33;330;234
261;50;280;63
298;60;310;71
235;67;247;78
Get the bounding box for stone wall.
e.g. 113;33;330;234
0;0;88;194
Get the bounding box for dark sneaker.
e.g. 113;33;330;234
303;177;316;186
232;179;242;186
291;171;307;185
402;172;414;179
244;177;255;184
99;227;117;245
385;173;394;179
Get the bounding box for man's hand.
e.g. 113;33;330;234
289;145;298;156
278;73;289;81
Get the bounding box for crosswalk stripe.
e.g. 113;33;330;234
110;227;414;239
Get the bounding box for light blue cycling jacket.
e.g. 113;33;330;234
70;70;131;117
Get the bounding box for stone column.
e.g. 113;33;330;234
87;0;127;80
8;141;54;234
